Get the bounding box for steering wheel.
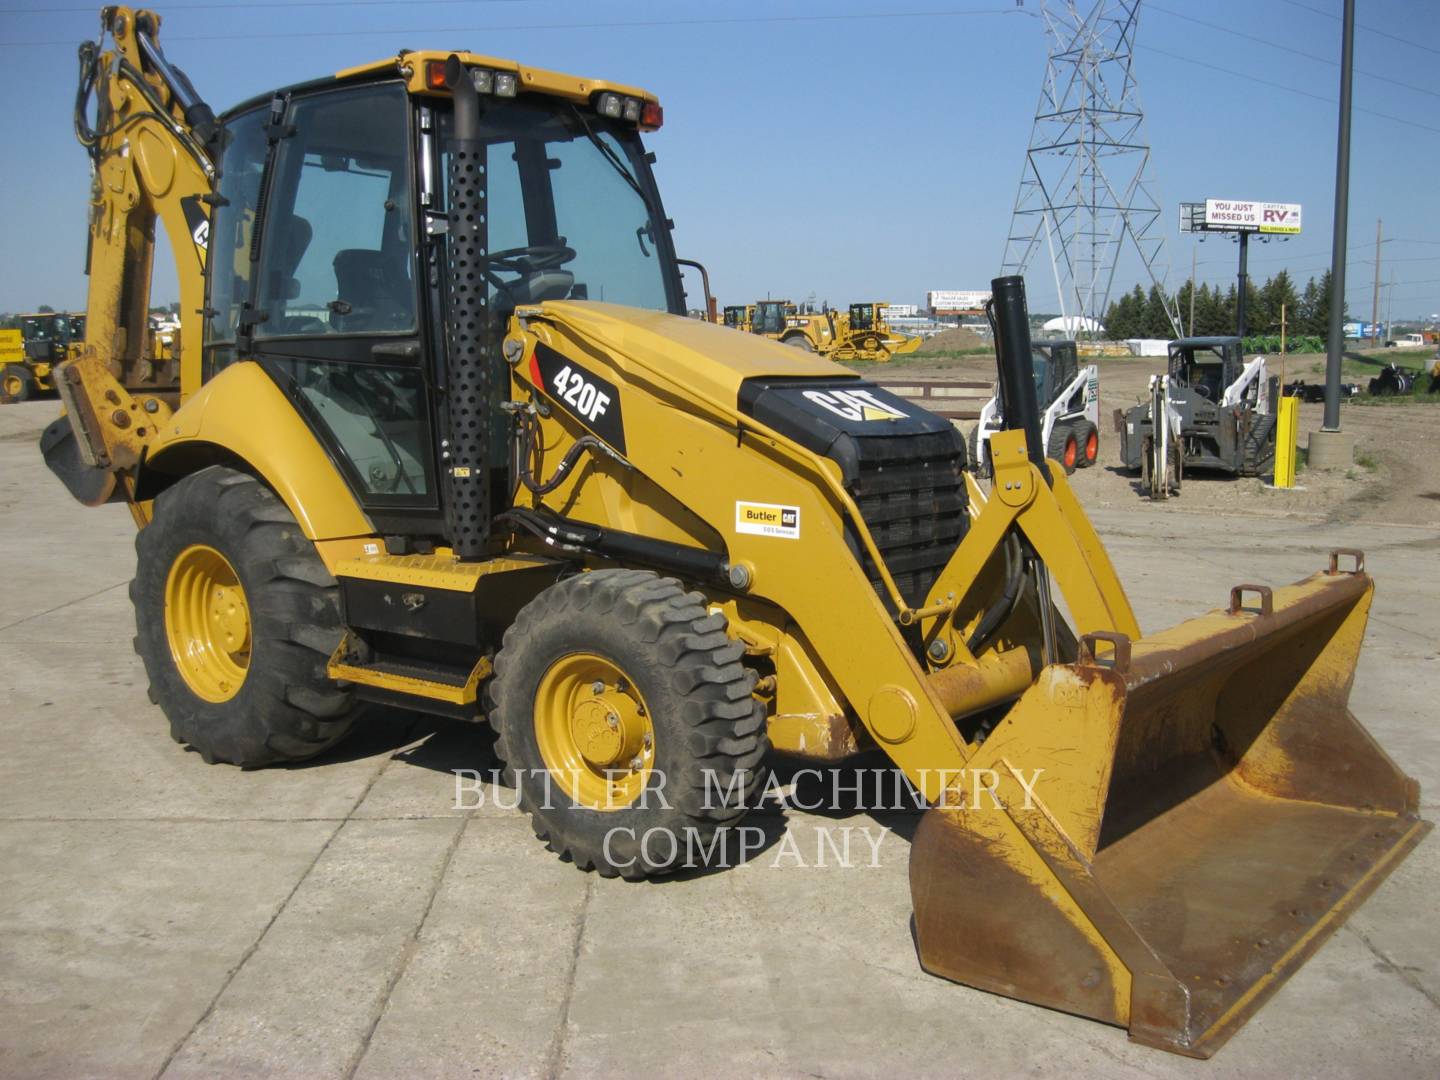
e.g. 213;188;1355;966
484;244;576;277
1191;381;1212;399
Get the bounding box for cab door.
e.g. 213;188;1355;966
244;81;440;536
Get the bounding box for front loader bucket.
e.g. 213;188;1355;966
890;333;924;355
909;553;1430;1057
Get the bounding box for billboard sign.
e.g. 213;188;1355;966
1202;199;1303;234
927;289;991;314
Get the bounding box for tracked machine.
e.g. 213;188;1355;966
48;7;1429;1059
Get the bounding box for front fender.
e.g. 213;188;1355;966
143;361;372;540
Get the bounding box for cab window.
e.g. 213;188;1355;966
203;106;267;370
257;83;415;337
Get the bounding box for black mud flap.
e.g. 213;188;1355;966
40;416;118;506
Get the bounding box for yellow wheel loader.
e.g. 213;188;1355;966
748;298;838;353
47;7;1429;1059
3;312;87;402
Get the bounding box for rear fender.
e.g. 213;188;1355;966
140;361;372;541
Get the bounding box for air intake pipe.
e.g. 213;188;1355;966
441;55;493;559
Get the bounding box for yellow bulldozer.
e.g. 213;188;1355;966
830;301;923;362
46;7;1428;1059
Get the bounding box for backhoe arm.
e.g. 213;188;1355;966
53;6;219;504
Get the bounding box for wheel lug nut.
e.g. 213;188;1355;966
591;681;604;694
607;712;618;730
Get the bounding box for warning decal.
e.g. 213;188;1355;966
735;501;801;540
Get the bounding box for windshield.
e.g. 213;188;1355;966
753;302;786;335
850;304;874;331
439;99;679;314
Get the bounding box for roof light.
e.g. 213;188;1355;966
425;59;448;89
640;101;664;130
621;97;642;123
469;67;493;94
494;71;518;97
596;92;622;119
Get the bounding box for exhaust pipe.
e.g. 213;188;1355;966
988;275;1050;485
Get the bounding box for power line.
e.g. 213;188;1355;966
1276;0;1440;59
1151;3;1440;101
0;6;1029;45
1141;44;1440;136
1;0;530;11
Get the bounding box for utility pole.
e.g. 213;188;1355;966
1236;231;1250;338
1311;0;1355;469
1190;245;1197;336
1371;218;1382;347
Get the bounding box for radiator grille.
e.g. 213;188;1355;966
846;429;968;608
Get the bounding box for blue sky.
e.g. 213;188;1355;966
1;0;1437;319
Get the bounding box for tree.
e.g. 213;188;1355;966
1103;284;1147;340
37;304;54;314
1256;270;1299;335
1142;284;1175;338
1297;271;1346;341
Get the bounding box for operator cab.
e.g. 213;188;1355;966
723;304;750;329
849;303;876;332
751;300;792;336
1032;339;1078;403
1168;336;1242;402
200;55;682;537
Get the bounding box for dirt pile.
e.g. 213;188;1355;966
914;326;987;353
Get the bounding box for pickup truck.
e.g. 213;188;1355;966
1385;333;1427;348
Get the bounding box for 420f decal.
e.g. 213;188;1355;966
530;343;627;454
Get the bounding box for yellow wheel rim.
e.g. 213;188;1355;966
164;544;251;703
534;652;655;811
2;373;22;397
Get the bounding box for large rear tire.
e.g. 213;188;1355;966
2;363;35;403
782;334;815;352
490;569;769;880
131;466;360;766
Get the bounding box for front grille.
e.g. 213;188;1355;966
847;429;969;608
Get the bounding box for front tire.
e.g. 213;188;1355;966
1077;421;1099;468
782;334;815;351
1047;421;1079;475
490;569;769;880
2;363;35;402
131;466;360;766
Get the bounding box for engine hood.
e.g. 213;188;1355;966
530;300;850;409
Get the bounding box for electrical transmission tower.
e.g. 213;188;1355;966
1002;0;1180;338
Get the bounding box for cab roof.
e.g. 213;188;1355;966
224;48;656;120
1171;336;1241;348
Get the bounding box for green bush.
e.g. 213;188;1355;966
1241;334;1324;354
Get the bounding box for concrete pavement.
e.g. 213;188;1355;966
1;399;1436;1077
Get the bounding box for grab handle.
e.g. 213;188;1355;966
1228;584;1274;617
1328;548;1365;575
1077;631;1132;674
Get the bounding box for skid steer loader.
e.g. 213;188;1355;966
46;8;1429;1059
969;339;1098;478
1118;336;1276;480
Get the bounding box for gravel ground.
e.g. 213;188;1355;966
886;352;1440;527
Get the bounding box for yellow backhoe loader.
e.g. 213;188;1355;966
46;8;1428;1059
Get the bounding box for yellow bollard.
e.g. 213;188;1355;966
1274;395;1299;487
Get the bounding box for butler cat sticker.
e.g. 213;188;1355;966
735;501;800;539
